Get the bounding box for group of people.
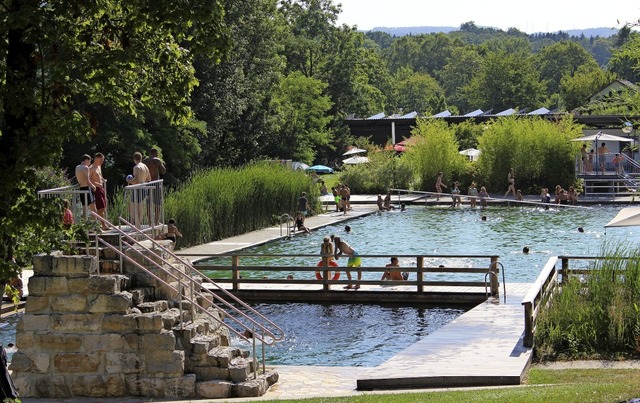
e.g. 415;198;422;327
73;152;108;227
542;185;579;205
331;183;351;214
580;142;628;175
316;229;407;290
436;172;491;208
70;149;182;242
376;192;395;211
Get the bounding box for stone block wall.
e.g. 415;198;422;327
11;253;196;398
11;250;278;399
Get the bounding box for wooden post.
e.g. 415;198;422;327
321;256;330;292
416;256;424;293
561;257;569;284
232;255;240;291
523;302;533;347
490;256;499;296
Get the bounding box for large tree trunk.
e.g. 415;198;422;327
0;0;39;279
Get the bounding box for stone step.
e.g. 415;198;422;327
99;259;121;274
128;286;155;305
136;300;169;313
195;372;278;399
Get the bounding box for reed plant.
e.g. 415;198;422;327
535;243;640;360
164;162;317;247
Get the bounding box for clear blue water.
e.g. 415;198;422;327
207;204;638;366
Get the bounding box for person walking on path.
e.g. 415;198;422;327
297;192;310;216
435;172;447;201
333;236;361;289
504;168;516;197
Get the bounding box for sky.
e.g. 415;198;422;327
336;0;638;34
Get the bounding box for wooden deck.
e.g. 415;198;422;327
357;283;533;390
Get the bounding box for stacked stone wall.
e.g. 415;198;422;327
11;249;278;399
11;253;196;398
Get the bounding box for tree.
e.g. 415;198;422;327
608;35;640;83
560;65;615;111
462;49;546;112
0;1;230;280
270;72;332;163
437;46;482;113
191;0;284;168
402;119;467;191
535;41;599;96
279;0;341;78
390;67;446;115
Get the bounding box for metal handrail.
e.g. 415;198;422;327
280;213;292;237
91;213;284;375
489;261;506;303
37;185;93;222
123;179;164;230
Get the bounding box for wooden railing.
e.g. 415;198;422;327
189;253;501;295
521;256;559;348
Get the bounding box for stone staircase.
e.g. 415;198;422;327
11;231;279;399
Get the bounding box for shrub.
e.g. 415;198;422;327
339;151;412;194
477;116;581;193
164;162;317;247
401;118;468;191
535;243;640;360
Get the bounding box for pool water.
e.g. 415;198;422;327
232;302;463;367
201;204;638;366
204;204;637;283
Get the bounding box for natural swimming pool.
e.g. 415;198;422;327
204;204;639;366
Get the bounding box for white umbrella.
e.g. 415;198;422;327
605;207;640;227
342;156;369;165
291;161;309;170
342;147;367;156
570;132;634;142
459;148;482;161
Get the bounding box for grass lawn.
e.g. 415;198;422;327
259;368;640;403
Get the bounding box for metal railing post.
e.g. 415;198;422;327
490;256;499;295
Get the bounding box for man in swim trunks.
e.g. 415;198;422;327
333;236;361;289
435;172;447;201
381;257;405;281
75;154;96;220
89;152;107;226
297;192;309;216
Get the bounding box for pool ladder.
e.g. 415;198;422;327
485;261;506;303
280;213;293;238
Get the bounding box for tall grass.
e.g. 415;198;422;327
535;243;640;360
164;162;317;247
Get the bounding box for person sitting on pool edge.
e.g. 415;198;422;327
333;235;361;289
294;212;311;234
381;257;408;281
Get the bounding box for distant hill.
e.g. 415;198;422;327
368;26;618;38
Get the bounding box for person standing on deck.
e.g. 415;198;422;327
504;168;516;198
142;148;166;181
89;152;107;227
297;192;309;216
580;144;588;173
75;154;97;219
435;172;447;201
333;236;361;289
597;142;609;174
